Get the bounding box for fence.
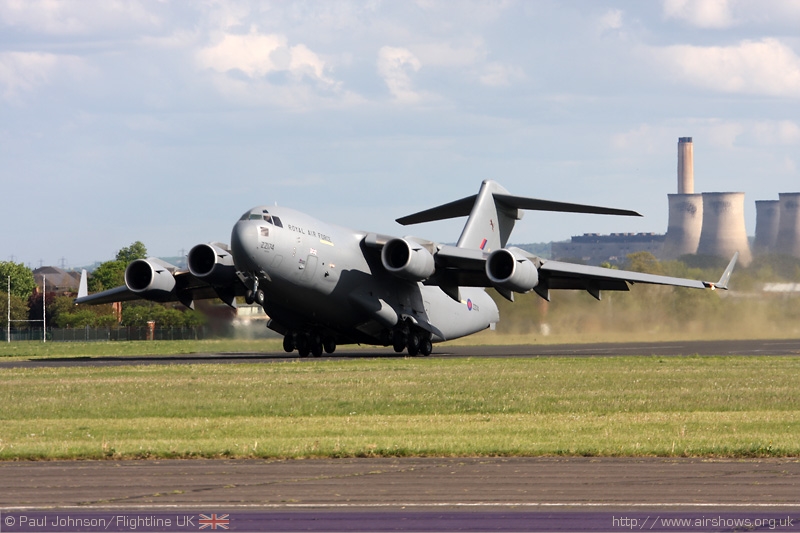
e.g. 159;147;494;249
2;326;208;343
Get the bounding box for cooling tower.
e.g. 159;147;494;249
753;200;781;255
661;194;703;259
775;193;800;257
696;192;752;266
677;137;694;194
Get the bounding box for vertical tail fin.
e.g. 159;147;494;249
455;180;519;252
77;269;88;300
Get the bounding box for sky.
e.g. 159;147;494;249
2;0;800;269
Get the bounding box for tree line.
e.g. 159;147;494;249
1;242;206;331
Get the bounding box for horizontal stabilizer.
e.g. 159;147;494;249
493;193;642;217
396;195;477;226
397;191;641;227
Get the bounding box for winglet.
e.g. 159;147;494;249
703;252;738;291
77;269;88;300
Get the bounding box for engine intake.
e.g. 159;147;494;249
125;258;177;296
486;248;539;293
188;243;237;286
381;238;436;281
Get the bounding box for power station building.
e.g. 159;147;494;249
755;192;800;258
552;137;756;266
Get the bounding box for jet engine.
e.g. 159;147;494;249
381;238;436;281
485;248;539;293
188;243;237;286
124;258;177;297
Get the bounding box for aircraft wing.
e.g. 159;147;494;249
75;249;246;309
75;271;229;307
427;245;737;302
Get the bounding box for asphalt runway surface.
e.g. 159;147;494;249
3;340;800;531
2;458;799;531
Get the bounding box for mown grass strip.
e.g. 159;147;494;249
3;412;797;460
0;339;284;360
1;357;798;459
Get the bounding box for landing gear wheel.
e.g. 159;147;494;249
323;338;336;354
311;336;323;357
245;290;255;305
283;333;295;353
254;289;266;306
407;331;421;357
420;338;432;356
393;333;407;353
296;335;310;357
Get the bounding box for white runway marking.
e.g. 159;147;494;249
3;502;799;511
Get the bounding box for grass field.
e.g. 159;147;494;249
0;339;285;360
1;355;798;460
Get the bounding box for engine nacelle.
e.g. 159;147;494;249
124;258;177;297
486;248;539;293
381;238;436;281
187;243;237;286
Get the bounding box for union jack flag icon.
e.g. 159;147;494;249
198;514;230;530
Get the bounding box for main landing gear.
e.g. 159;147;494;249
391;323;432;357
282;330;336;357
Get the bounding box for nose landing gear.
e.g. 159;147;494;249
244;276;265;307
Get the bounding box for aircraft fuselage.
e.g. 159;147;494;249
230;206;499;350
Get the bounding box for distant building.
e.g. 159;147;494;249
551;233;665;265
32;266;81;294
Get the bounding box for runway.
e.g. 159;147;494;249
3;456;800;511
2;340;800;530
2;457;799;531
3;338;800;369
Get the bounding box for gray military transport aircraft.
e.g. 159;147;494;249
76;180;737;357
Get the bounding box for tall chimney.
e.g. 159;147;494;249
696;192;752;266
753;200;781;255
775;193;800;258
677;137;694;194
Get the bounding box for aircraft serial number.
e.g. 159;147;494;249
260;242;275;251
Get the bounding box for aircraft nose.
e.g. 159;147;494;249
231;219;258;270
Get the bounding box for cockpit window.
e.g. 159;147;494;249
241;209;281;225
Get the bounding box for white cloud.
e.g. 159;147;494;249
478;62;524;87
611;124;662;154
197;29;336;87
749;120;800;145
0;0;161;35
598;9;624;32
652;38;800;98
704;120;746;148
411;40;485;68
662;0;735;28
377;46;422;103
0;51;86;102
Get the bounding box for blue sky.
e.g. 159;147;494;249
2;0;799;268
